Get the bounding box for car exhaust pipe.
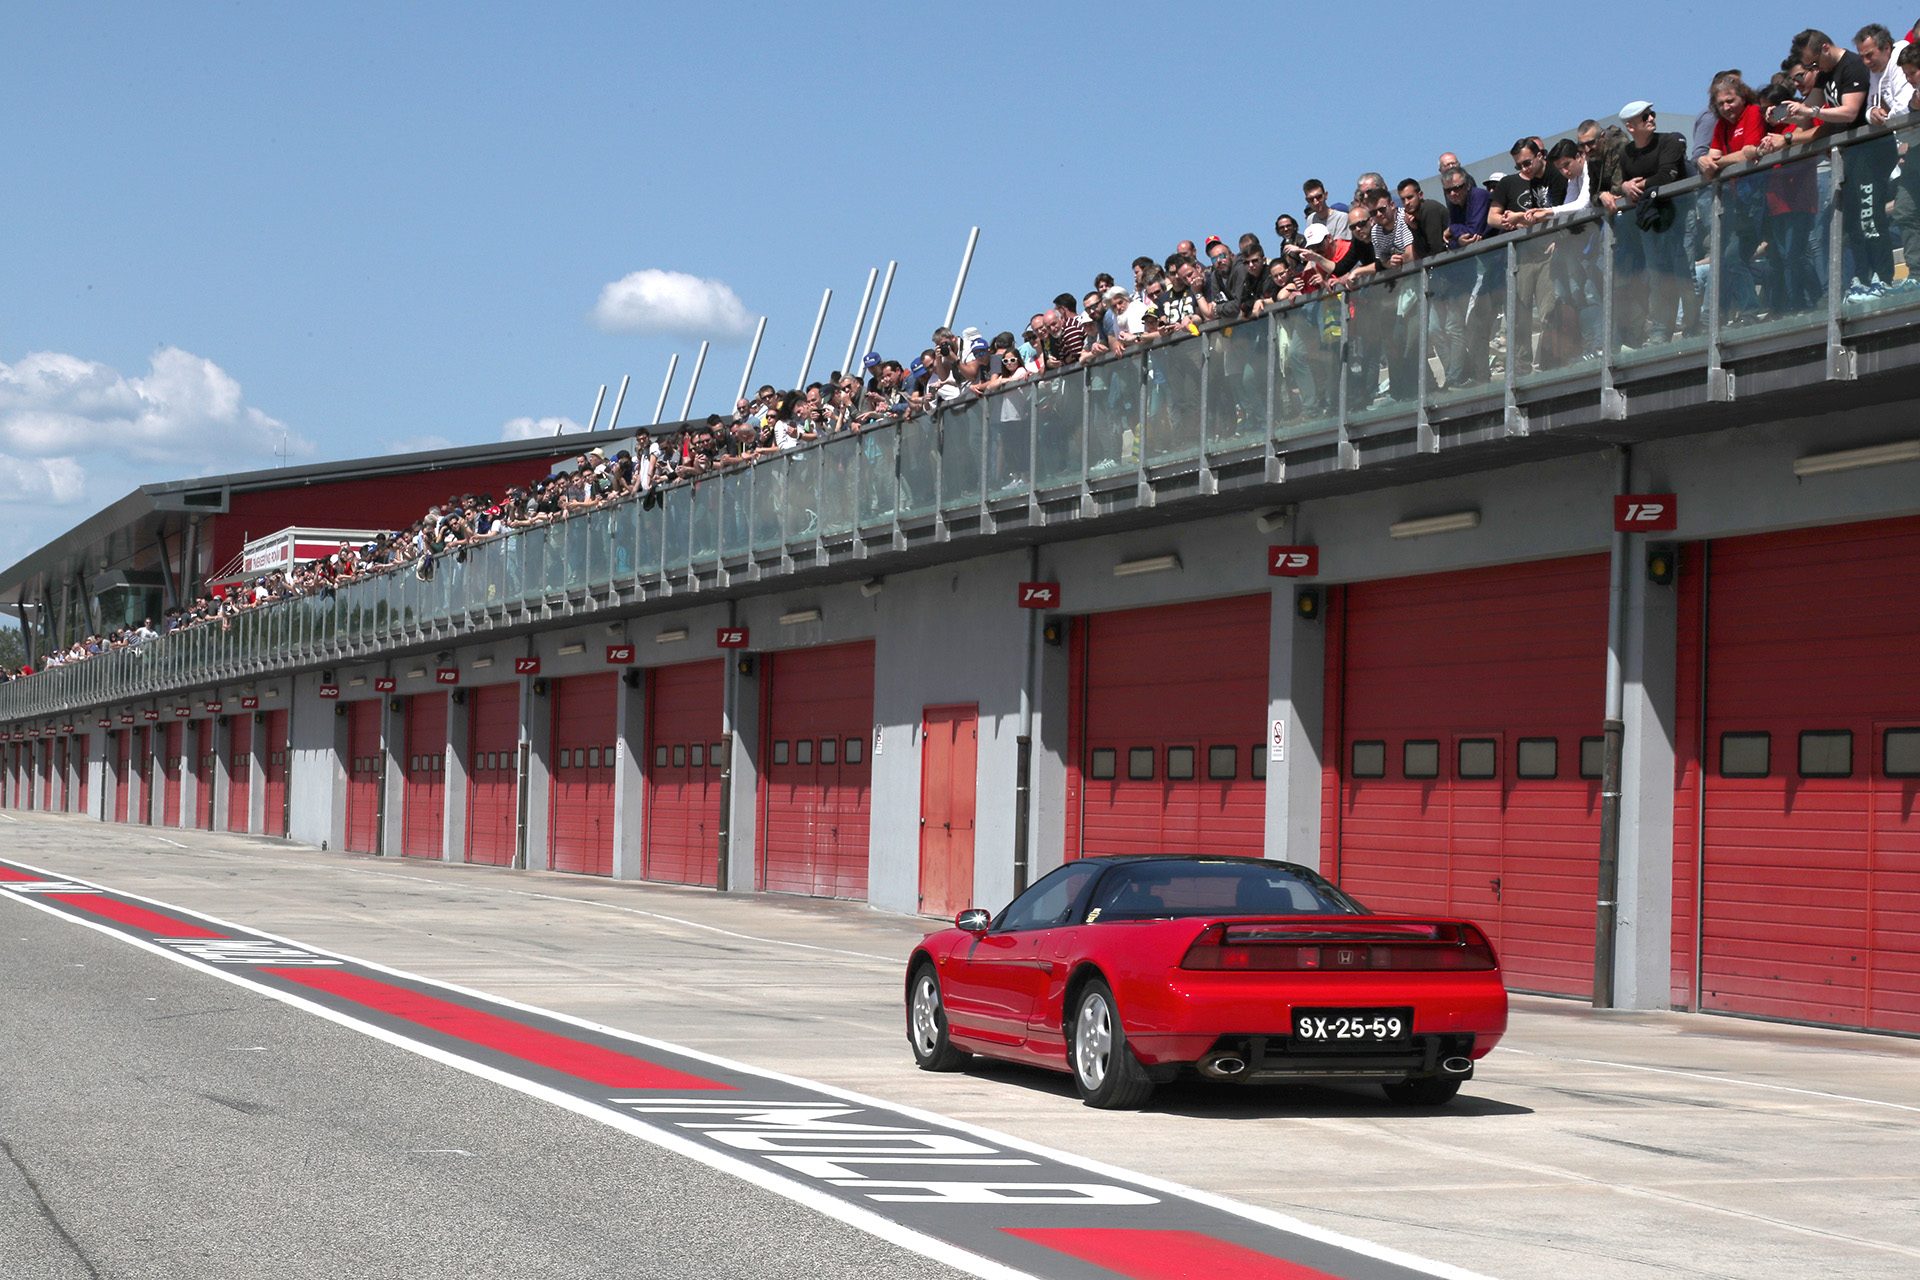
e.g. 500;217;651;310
1200;1054;1247;1079
1441;1056;1473;1075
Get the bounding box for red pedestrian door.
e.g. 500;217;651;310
550;674;617;876
162;723;184;827
466;684;519;867
132;729;152;824
114;729;133;821
401;694;448;859
262;710;289;837
194;720;216;830
227;716;253;833
918;704;979;918
344;701;382;854
759;642;875;899
644;660;725;887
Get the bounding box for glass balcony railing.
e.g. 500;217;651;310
7;119;1920;723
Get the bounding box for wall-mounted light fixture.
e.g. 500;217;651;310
471;656;494;669
859;578;884;598
655;628;689;644
1112;553;1182;577
556;642;585;656
1792;438;1920;477
1388;510;1480;540
779;608;822;625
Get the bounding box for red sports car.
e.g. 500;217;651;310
905;855;1507;1109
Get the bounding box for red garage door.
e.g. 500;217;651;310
162;723;185;827
467;684;519;867
1673;518;1920;1034
1327;557;1609;998
262;710;289;837
227;716;253;833
1066;596;1270;860
401;693;448;859
645;660;724;887
759;642;874;899
345;701;382;854
194;721;216;830
117;731;132;822
132;728;152;823
550;674;617;876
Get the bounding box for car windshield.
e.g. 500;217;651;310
1086;860;1366;922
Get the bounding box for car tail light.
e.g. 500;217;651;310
1181;921;1498;972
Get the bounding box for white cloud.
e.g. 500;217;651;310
0;346;308;466
591;269;754;338
500;415;582;441
0;346;306;567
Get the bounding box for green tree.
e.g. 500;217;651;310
0;624;25;672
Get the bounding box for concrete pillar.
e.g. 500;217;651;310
290;676;344;851
1029;619;1071;891
1613;549;1679;1009
522;679;552;871
381;698;403;858
444;689;470;864
86;727;109;822
612;671;646;880
1265;586;1327;868
721;655;760;892
247;710;268;835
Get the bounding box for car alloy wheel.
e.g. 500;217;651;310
1074;991;1114;1090
906;964;968;1072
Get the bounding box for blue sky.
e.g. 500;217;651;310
0;0;1865;569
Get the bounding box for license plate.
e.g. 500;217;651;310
1292;1007;1413;1045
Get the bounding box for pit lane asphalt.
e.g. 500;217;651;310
0;883;967;1280
4;811;1918;1280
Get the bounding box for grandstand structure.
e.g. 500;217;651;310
4;119;1919;1037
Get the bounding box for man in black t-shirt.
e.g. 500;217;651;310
1489;138;1566;371
1785;28;1893;292
1610;102;1691;344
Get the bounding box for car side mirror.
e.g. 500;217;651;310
955;908;991;934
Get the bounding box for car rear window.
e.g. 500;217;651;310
1087;861;1365;921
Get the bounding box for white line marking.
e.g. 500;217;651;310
1496;1046;1920;1115
0;857;1492;1280
0;813;18;823
151;837;189;849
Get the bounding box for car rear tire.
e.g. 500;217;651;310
907;964;970;1072
1069;979;1155;1110
1382;1074;1464;1106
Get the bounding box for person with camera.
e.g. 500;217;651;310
1606;103;1690;346
1780;28;1892;298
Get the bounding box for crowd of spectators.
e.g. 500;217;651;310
10;18;1920;684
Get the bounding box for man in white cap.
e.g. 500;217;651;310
1610;101;1690;345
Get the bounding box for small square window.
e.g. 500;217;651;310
1458;739;1497;780
653;745;667;768
1579;737;1604;780
1403;740;1439;779
1251;747;1268;781
1885;728;1920;777
605;744;615;764
1089;748;1117;780
711;742;724;766
558;749;572;769
773;740;790;765
797;739;814;765
1208;745;1238;780
1517;737;1558;780
1128;747;1155;781
587;748;601;768
844;738;863;765
690;744;705;768
1720;732;1770;779
1167;747;1195;780
1799;730;1852;778
820;738;837;765
409;755;420;771
1351;741;1386;779
673;744;687;767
